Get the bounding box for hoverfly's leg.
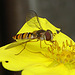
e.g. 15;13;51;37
44;40;50;45
15;43;27;55
40;40;42;48
40;40;47;48
50;40;55;43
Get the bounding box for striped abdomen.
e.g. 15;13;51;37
13;32;34;40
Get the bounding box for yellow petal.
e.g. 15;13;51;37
22;64;75;75
0;43;52;71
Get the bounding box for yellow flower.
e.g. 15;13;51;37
0;17;75;75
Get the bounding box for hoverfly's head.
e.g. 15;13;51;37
45;30;53;41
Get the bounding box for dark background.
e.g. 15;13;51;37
0;0;75;75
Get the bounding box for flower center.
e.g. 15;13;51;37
43;40;75;68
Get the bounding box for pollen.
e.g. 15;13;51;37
45;40;75;69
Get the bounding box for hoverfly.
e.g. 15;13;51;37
6;10;57;55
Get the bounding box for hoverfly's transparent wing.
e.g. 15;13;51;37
26;10;43;29
5;39;33;49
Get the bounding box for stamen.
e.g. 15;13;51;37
70;40;72;46
63;42;65;48
48;47;51;53
66;40;69;46
66;54;70;58
44;40;75;69
72;45;75;51
49;45;54;54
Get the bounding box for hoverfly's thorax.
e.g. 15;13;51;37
37;30;45;40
